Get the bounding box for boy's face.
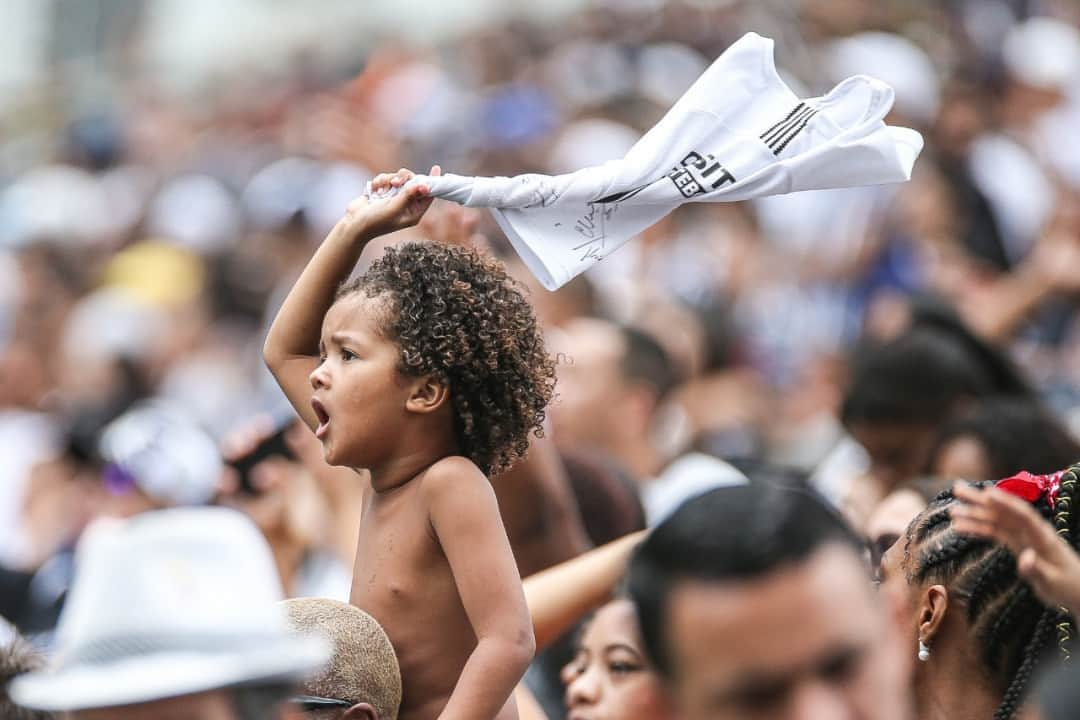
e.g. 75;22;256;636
310;293;413;469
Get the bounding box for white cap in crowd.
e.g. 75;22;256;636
1003;17;1080;92
98;399;223;507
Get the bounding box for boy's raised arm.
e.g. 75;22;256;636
263;167;438;431
425;457;536;720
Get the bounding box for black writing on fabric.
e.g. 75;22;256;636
667;151;737;198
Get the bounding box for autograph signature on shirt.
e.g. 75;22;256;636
522;177;562;209
571;203;619;262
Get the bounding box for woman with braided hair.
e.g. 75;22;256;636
877;464;1080;720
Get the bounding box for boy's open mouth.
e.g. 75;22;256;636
311;397;331;439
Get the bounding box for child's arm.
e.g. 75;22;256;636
424;457;536;720
263;167;438;431
524;529;647;652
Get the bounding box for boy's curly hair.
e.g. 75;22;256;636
337;241;555;476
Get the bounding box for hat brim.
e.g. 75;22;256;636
10;635;328;712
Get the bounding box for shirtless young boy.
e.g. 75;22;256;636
264;167;553;720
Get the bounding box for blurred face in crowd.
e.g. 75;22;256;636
664;545;909;720
848;421;936;492
73;691;240;720
876;538;914;630
562;599;672;720
550;319;632;451
864;489;926;569
928;434;991;481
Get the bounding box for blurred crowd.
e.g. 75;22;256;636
3;0;1080;717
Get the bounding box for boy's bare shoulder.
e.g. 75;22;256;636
416;455;501;524
419;453;492;498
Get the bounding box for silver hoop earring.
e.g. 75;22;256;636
918;639;930;662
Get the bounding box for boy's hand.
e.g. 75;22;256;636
339;165;440;239
951;481;1080;616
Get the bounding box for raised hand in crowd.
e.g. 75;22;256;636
952;480;1080;618
348;166;440;238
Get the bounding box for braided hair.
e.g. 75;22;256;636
904;464;1080;720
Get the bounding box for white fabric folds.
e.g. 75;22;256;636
398;32;924;290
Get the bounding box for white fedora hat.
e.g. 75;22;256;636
10;507;330;712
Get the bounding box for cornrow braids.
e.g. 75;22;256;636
965;548;1019;623
1053;466;1080;657
903;466;1080;720
993;611;1057;720
978;584;1039;677
914;503;954;543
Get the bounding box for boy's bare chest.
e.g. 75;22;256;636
348;481;479;716
349;486;454;611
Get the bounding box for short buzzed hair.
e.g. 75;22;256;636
1;636;56;720
628;484;863;678
281;599;401;720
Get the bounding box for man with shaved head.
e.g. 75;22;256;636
281;598;402;720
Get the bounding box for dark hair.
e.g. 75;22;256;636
619;326;679;401
903;464;1080;720
841;302;1032;428
561;449;646;546
694;297;741;373
0;636;56;720
627;483;863;677
936;158;1011;274
926;397;1080;479
337;241;556;476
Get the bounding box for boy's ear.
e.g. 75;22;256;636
405;375;450;414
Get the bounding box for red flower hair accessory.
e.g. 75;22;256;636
995;470;1064;508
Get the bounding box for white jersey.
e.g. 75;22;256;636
386;32;923;290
